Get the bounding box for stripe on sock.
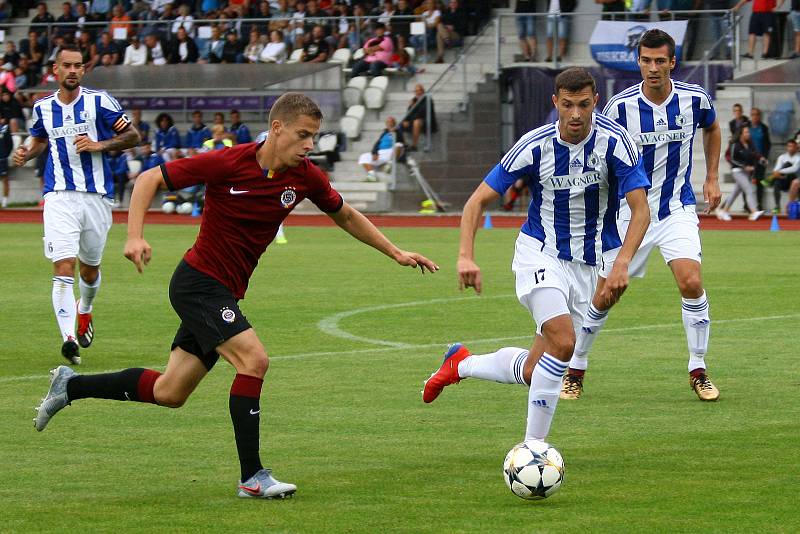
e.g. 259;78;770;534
587;304;608;321
53;276;74;285
136;369;162;404
537;354;568;380
513;351;528;384
230;374;263;398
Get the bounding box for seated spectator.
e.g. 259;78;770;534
96;32;120;65
290;1;308;50
90;0;112;20
346;4;371;51
359;116;405;181
183;110;212;155
166;27;199;63
410;0;441;55
253;1;274;35
109;3;133;43
259;30;288;63
228;110;252;144
389;47;422;75
136;142;164;174
20;31;46;69
17;57;39;88
351;22;394;77
203;124;235;151
0;89;25;133
144;33;168;65
29;2;56;47
302;25;330;62
107;149;131;207
401;84;438;151
0;63;16;93
392;0;415;49
154;112;181;161
436;0;467;63
221;30;244;63
131;109;151;144
3;42;20;68
765;139;800;213
0;1;11;23
200;26;225;63
172;4;196;38
73;1;94;41
128;0;152;20
244;29;265;63
77;31;98;70
123;35;148;66
54;2;77;39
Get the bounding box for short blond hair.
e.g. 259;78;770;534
268;92;323;124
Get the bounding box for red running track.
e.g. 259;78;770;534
0;209;798;230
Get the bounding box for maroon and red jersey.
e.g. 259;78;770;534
162;142;343;299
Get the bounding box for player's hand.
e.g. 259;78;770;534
702;177;722;213
124;237;152;273
394;250;439;274
598;264;629;308
457;257;482;294
12;146;28;167
74;135;104;153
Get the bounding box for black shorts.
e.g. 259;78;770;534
0;157;8;176
168;260;251;371
774;175;797;191
749;12;774;36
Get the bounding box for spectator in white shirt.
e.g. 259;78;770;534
172;4;196;37
124;35;148;66
244;29;264;62
766;139;800;213
259;30;288;63
144;33;167;66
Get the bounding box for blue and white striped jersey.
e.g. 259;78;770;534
30;87;131;197
485;114;649;266
602;80;716;221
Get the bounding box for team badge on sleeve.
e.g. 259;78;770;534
280;187;297;208
220;307;236;323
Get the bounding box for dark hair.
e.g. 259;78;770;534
268;92;323;124
637;29;675;59
788;139;797;144
155;112;174;129
735;125;750;143
554;67;596;96
55;43;82;61
230;109;240;115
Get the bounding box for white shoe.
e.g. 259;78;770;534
715;208;732;221
364;170;377;182
748;210;765;221
237;468;297;499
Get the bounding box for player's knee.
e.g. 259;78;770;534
677;274;703;297
240;352;269;378
154;386;189;408
53;258;76;276
549;331;576;360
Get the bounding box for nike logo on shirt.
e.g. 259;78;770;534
230;187;249;195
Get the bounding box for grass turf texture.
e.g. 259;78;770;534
1;223;798;533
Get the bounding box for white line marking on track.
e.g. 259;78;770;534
3;312;798;386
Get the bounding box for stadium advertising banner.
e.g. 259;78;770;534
589;21;687;71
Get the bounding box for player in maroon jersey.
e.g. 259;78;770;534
33;93;439;499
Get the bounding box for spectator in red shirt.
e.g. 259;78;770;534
33;92;439;499
734;0;784;58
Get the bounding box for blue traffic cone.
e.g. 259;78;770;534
483;213;493;229
191;201;201;217
770;214;780;232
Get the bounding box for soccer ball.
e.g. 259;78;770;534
176;201;194;215
161;201;176;214
502;439;565;500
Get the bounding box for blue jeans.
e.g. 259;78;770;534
710;15;732;59
516;16;536;39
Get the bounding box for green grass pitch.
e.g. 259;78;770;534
0;222;798;533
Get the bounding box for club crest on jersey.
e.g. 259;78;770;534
587;152;600;168
280;187;297;208
80;110;92;121
674;114;687;126
220;307;236;323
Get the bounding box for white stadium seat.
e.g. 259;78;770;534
286;48;304;63
404;46;415;62
341;105;365;139
330;47;352;66
363;76;389;111
352;48;365;61
343;76;368;108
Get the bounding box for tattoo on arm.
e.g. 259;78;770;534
100;127;141;152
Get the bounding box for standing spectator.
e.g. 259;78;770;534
392;0;415;49
54;2;77;39
546;0;576;62
96;32;120;65
302;25;330;62
144;33;168;65
734;0;782;58
749;107;771;208
351;22;394;76
244;29;265;62
436;0;468;63
0;117;11;208
717;126;766;220
124;36;148;66
30;2;56;47
166;27;200;64
222;30;244;63
790;0;800;57
707;0;734;59
259;29;288;63
184;110;213;155
358;116;404;181
131;109;151;144
764;139;800;212
595;0;627;21
515;0;537;62
77;31;98;71
729;103;751;136
228;110;252;144
401;84;438;152
201;26;226;63
154;112;182;161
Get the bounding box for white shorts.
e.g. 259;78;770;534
609;208;702;279
43;191;113;265
512;233;600;335
357;145;401;167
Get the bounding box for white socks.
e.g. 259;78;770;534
525;353;568;441
682;291;710;372
52;276;76;342
569;304;609;371
78;272;101;314
457;347;529;384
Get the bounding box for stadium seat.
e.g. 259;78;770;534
127;158;142;177
329;47;352;66
343;76;368;108
287;48;304;63
341;105;366;139
405;47;415;62
353;48;365;61
363;76;389;112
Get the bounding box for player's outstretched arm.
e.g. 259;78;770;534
327;202;439;273
599;188;650;307
702;120;722;213
458;182;500;294
124;166;167;273
12;136;48;167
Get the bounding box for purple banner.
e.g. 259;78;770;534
187;96;262;109
117;97;185;110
